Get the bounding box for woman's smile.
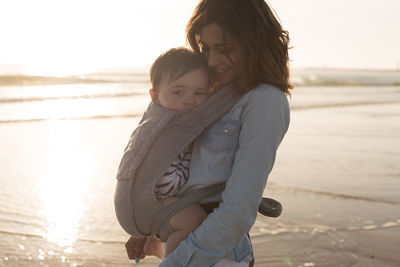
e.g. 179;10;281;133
197;23;245;86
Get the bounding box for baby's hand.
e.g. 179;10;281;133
125;236;146;263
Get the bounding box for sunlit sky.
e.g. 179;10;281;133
1;0;400;75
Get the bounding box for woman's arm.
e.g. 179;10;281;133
160;85;290;267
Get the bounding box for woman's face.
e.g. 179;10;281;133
197;23;245;85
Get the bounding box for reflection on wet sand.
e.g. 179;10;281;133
37;121;90;248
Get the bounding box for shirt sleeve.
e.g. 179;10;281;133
159;85;290;267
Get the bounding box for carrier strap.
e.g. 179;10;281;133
150;183;226;241
116;85;241;239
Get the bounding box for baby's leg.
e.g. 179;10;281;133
143;236;162;259
159;197;207;257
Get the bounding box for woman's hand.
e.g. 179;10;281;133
125;236;147;263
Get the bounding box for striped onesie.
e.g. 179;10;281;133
154;146;191;198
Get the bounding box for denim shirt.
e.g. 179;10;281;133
159;84;290;267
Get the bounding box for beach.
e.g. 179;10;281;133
0;73;400;266
253;101;400;267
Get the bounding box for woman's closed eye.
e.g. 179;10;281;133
198;42;210;55
199;43;232;56
219;46;232;55
216;44;233;55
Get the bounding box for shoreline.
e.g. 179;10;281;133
2;96;400;125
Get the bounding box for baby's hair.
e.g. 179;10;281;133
150;47;209;93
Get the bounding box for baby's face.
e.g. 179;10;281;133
154;68;209;110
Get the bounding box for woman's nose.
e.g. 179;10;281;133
207;49;220;68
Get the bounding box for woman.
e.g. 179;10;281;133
127;0;292;265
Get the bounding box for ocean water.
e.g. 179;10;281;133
0;69;400;266
1;69;400;123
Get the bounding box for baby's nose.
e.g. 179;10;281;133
184;96;195;105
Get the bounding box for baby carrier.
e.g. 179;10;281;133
114;85;283;242
115;86;242;241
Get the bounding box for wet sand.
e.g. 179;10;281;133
251;102;400;267
0;102;399;266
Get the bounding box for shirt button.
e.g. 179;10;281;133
223;129;229;134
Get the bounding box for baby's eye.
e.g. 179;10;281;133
195;91;207;96
173;90;184;96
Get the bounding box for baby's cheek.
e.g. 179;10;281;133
198;96;209;105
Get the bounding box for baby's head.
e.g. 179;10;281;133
149;47;210;110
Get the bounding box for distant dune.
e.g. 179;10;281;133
0;67;399;86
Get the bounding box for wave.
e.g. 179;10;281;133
0;92;145;104
272;185;400;205
299;78;400;87
0;74;149;86
0;229;124;245
291;100;400;110
2;100;399;124
292;68;400;87
0;113;143;124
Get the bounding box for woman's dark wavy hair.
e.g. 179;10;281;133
186;0;293;95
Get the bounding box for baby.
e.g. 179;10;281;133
124;47;283;263
142;47;210;259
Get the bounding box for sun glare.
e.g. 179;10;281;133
0;0;196;76
38;121;91;247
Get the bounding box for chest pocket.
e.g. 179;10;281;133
202;115;241;152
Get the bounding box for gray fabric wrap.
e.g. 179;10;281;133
114;86;239;241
